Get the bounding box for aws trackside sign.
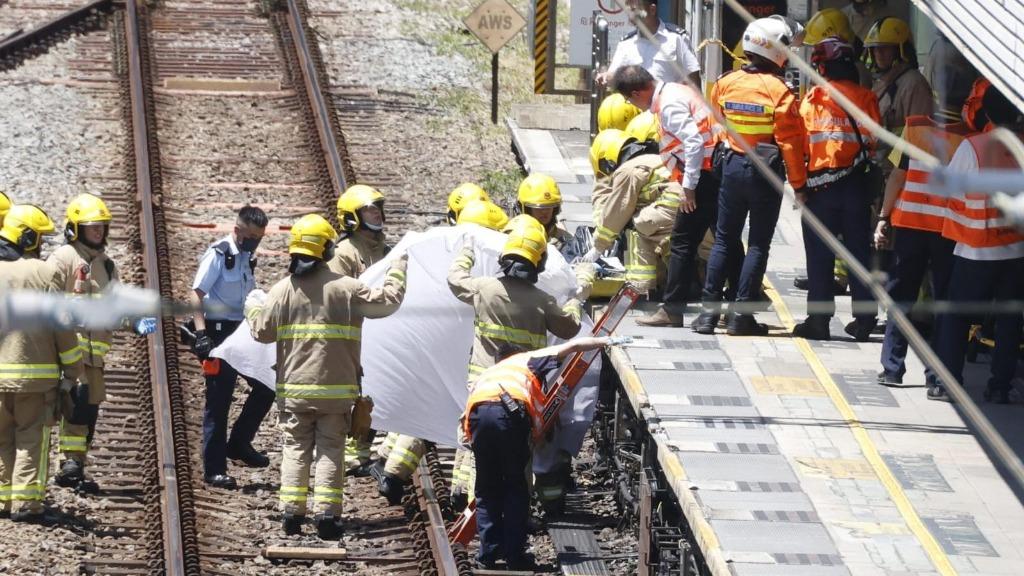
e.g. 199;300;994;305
465;0;527;54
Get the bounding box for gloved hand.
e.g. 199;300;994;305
391;251;409;272
192;329;213;360
608;335;634;346
244;289;268;322
134;317;158;335
579;247;601;264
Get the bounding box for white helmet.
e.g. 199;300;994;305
742;17;795;67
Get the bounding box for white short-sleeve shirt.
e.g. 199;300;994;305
607;21;701;85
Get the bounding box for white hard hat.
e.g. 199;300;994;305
742;17;794;67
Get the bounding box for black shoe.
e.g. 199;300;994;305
10;509;45;523
346;459;375;478
379;473;405;506
833;279;849;295
204;474;238;489
76;479;100;495
693;312;719;335
507;552;539;571
877;371;903;385
473;557;497;570
314;512;344;540
984;382;1011;404
226;443;270;468
282;512;304;535
844;319;875;342
450;491;468;513
927;385;950;402
793;276;809;290
726;314;768;336
55;459;84;488
792;318;831;340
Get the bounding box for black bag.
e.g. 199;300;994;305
711;141;727;182
754;142;784;176
844;108;885;201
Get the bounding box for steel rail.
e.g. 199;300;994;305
413;460;461;576
0;0;115;64
123;0;189;573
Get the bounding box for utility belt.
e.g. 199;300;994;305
714;142;783;182
806;156;868;191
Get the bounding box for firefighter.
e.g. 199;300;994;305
446;183;491;225
804;8;871;87
189;205;274;489
873;43;977;386
0;204;83;522
517;173;572;249
596;93;641;132
445;216;583;512
247;213;407;538
0;191;10;228
693;17;807;335
934;85;1024;403
330;184;389;476
457;199;510;230
464;336;613;570
584;127;679;296
790;38;880;340
49;194;156;492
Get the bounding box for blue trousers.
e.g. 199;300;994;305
936;256;1024;390
470;402;531;565
802;172;875;323
880;227;954;381
663;170;743;311
702;152;782;307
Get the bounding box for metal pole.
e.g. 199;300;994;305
590;12;609;140
491;52;499;124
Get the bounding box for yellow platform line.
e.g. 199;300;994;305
763;280;957;575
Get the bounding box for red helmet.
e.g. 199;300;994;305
811;36;855;66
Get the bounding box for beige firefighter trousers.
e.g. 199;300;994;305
626;204;676;292
382;433;426;480
59;365;104;463
278;407;351;516
0;390;55;514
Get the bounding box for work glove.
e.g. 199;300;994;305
133;317;158;335
579;247;601;264
192;329;213;360
244;289;268;323
391;251;409;273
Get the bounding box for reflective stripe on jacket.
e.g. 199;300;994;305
712;68;807;188
890;116;973;233
593;155;678;252
462;356;544;443
48;243;117;368
942;130;1024;259
651;82;718;183
800;80;880;187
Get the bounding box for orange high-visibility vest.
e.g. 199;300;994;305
891;116;973;233
942;130;1024;258
652;82;720;175
962;78;991;132
711;68;807;188
462;354;544;443
800;80;880;188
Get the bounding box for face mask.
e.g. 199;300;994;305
239;237;261;252
363;221;383;232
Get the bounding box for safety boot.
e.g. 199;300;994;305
378;473;406;506
450;490;468;513
693;312;719;335
10;508;45;523
55;459;84;488
314;512;345;540
791;316;831;340
726;314;768;336
282;512;304;536
844;319;876;342
877;371;903;385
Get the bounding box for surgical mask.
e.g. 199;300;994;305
239;237;261;252
363;221;383;232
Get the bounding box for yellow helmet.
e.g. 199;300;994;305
864;17;912;63
457;199;509;231
590;129;633;177
624;111;659;144
288;213;339;260
501;215;548;267
446;183;490;225
804;8;854;45
517;173;561;211
337;184;385;233
64;193;112;243
0;191;10;228
0;204;56;253
597;93;642;131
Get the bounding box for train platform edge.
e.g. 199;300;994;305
508;103;1024;576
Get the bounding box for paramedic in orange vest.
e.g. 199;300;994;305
873;53;977;386
613;65;742;326
693;17;807;336
463;336;613;570
790;37;880;341
934;85;1024;403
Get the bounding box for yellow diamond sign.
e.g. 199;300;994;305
465;0;526;54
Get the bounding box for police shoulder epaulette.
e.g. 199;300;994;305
213;240;236;270
621;29;638;41
663;23;684;35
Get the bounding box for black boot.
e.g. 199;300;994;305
726;314;768;336
844;319;876;342
282;512;304;535
450;490;468;513
55;459;85;488
379;473;405;506
792;316;831;340
314;512;345;540
226;443;270;468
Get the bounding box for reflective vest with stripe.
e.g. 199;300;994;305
800;80;880;188
942;130;1024;258
651;82;720;175
890;116;972;233
463;356;544;444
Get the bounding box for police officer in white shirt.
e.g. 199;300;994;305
597;0;701;88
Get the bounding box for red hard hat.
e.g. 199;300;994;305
811;36;855;66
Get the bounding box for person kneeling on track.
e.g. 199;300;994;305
465;336;613;570
247;214;408;539
791;37;880;341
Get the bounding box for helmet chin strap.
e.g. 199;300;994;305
363;221;383;232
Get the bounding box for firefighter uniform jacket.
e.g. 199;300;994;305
448;247;582;380
48;242;118;368
328;231;387;277
249;258;407;413
593;154;681;252
0;259;83;392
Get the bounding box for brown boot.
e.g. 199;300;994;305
636;306;684;327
